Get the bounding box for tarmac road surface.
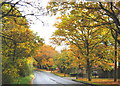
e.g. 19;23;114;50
32;71;91;86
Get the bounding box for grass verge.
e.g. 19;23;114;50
33;68;49;72
52;71;69;77
72;78;120;86
13;74;34;84
51;71;120;86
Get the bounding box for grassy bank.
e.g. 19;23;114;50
13;74;34;84
73;78;120;86
52;71;120;86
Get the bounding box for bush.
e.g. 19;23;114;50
70;73;84;77
2;57;19;84
98;70;114;78
16;58;32;77
2;56;33;84
2;65;19;84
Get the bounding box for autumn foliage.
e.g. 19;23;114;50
34;44;57;70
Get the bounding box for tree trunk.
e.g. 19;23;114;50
114;32;118;82
118;62;120;79
13;42;17;62
87;59;92;81
76;74;79;79
86;40;92;81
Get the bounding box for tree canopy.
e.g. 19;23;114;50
48;1;119;81
1;4;44;84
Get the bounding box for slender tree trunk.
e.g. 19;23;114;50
118;62;120;79
87;59;92;81
114;32;118;82
86;40;92;81
76;73;79;79
76;64;81;79
13;42;17;62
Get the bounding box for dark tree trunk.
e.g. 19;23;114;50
86;40;92;81
87;59;92;81
114;32;118;82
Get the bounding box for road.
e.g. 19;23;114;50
32;71;90;86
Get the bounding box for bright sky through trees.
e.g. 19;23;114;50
30;16;57;44
29;14;66;52
26;0;64;52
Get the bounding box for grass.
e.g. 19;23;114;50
33;69;120;86
34;68;69;77
33;68;48;72
34;68;70;77
73;78;120;86
52;71;70;77
51;71;120;86
13;74;34;84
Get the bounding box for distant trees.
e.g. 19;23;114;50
34;44;57;70
54;50;78;76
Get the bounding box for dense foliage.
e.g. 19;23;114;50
34;44;57;70
47;1;120;81
1;4;43;84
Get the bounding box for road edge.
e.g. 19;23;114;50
30;73;35;86
71;79;98;86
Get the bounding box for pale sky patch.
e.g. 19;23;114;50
30;16;57;45
29;15;66;52
23;0;67;52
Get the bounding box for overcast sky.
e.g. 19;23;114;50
27;1;66;52
15;0;68;52
30;16;57;44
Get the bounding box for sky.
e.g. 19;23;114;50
28;1;66;52
29;14;67;52
15;0;68;52
30;16;57;45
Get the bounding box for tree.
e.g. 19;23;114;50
1;0;47;21
34;44;57;70
54;50;78;76
50;8;114;81
47;1;120;44
2;4;44;84
48;1;120;81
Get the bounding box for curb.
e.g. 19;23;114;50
30;76;35;86
51;72;94;85
72;79;98;86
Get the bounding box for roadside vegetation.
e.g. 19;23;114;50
1;3;43;84
51;71;120;86
13;74;34;84
73;78;120;86
52;71;69;77
46;1;120;83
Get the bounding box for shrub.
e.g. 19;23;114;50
2;65;19;84
16;58;32;77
